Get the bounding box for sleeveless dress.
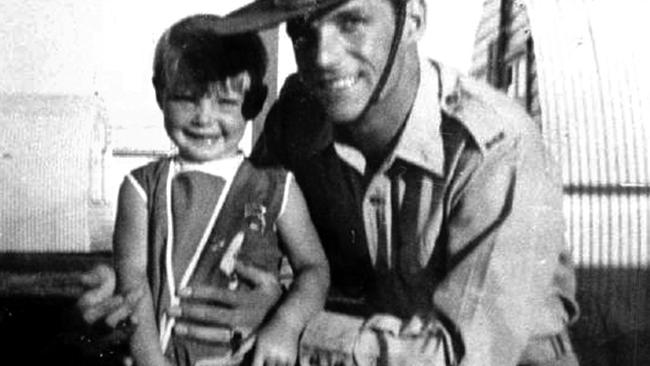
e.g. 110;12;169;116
128;154;290;366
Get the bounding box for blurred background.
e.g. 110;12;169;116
0;0;648;365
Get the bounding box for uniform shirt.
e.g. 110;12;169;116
252;57;578;365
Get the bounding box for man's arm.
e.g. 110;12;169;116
431;111;578;365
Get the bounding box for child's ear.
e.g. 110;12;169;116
242;83;268;120
153;77;164;109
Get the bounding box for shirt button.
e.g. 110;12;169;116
445;93;459;106
369;195;384;206
349;229;356;245
210;240;225;252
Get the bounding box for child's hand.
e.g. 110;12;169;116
252;318;302;366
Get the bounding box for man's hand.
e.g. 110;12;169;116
353;314;454;366
77;264;143;328
171;261;282;343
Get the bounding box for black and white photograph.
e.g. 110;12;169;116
1;0;648;365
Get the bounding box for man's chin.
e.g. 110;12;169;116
322;105;365;126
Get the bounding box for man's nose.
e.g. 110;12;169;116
314;25;342;70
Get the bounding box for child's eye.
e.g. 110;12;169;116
169;93;196;103
218;97;242;107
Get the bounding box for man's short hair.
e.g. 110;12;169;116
152;14;267;102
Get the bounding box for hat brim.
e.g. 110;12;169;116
211;0;348;35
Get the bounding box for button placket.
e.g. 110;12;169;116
364;175;392;269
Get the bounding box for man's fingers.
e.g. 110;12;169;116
77;265;119;324
124;284;144;324
174;322;232;343
234;261;278;289
81;296;124;325
77;265;116;309
400;315;424;337
177;303;234;324
104;285;143;327
79;264;115;288
180;285;244;306
104;302;133;328
175;304;253;336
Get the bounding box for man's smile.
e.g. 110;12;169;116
317;75;360;93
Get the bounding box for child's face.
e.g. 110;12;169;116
162;73;249;162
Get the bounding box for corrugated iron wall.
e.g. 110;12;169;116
471;1;650;349
522;0;650;352
470;0;500;81
525;0;649;269
472;0;649;269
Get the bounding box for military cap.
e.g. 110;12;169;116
212;0;349;34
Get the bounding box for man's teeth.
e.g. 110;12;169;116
328;76;357;89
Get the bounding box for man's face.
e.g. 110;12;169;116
290;0;397;124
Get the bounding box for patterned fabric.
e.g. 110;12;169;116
129;157;289;366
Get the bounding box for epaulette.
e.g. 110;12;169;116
436;63;533;155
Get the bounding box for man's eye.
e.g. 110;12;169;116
338;14;365;33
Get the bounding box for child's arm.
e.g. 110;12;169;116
113;178;169;366
252;177;330;366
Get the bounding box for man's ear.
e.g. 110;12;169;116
404;0;427;43
242;84;268;121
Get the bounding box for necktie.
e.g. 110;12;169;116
170;171;225;285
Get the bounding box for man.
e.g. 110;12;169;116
79;0;579;364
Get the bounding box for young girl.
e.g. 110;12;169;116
113;14;329;366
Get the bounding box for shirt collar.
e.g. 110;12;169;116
390;56;445;176
173;153;244;183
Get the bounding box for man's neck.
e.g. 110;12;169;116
336;48;420;166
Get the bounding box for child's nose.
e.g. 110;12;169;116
195;98;218;126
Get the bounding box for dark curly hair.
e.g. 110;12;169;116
152;14;268;111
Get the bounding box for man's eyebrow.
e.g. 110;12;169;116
309;2;366;23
